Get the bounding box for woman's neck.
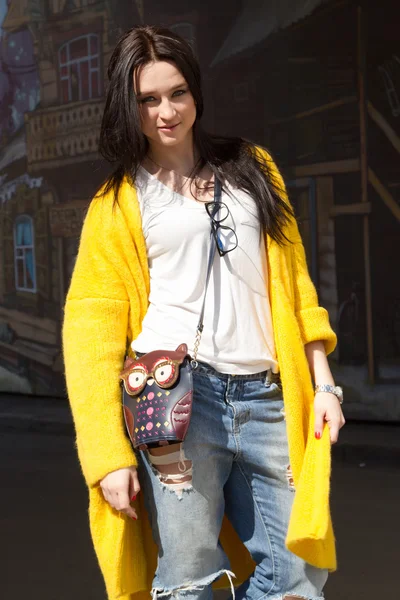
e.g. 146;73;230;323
147;136;197;176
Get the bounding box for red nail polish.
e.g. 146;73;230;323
131;495;136;501
132;516;137;520
315;431;321;439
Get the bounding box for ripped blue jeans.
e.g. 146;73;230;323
138;361;328;600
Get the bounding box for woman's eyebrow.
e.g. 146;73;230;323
137;82;187;98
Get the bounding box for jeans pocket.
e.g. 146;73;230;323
249;383;285;424
263;380;283;398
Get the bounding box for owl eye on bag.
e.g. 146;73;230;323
127;367;148;394
153;360;178;387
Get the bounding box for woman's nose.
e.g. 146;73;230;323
159;99;176;121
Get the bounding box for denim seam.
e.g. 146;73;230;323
235;460;279;598
225;378;241;461
232;406;241;460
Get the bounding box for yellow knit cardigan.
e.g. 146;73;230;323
62;150;337;600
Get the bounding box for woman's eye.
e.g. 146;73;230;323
127;369;147;392
140;96;156;104
173;89;186;97
154;362;176;386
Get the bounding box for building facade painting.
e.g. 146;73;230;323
0;0;398;421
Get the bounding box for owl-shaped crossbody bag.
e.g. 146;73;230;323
119;178;222;451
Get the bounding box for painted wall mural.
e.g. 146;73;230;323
0;0;40;144
0;0;399;420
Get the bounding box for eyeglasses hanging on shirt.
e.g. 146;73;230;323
205;187;238;257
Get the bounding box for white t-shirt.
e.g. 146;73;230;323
131;167;278;375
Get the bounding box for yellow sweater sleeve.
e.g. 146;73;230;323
289;225;337;354
258;147;337;355
62;194;137;488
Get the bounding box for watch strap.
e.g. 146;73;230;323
314;384;343;404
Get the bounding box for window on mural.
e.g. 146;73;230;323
14;216;36;293
59;34;101;103
170;23;196;51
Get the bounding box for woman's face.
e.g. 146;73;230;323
135;60;197;150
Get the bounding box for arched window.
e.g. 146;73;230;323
58;34;101;103
14;216;36;293
170;23;196;52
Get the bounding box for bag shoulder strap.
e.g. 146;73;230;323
191;177;221;367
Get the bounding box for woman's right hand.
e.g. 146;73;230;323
100;465;141;520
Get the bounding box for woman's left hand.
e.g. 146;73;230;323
314;393;345;444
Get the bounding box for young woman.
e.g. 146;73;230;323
63;26;345;600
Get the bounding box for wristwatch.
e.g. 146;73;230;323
314;384;343;404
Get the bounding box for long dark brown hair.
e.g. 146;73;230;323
99;25;293;244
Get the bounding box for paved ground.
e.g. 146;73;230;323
0;429;399;600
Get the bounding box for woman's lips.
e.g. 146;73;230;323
158;123;179;132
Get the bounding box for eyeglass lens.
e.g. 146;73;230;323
213;224;238;254
206;202;229;223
